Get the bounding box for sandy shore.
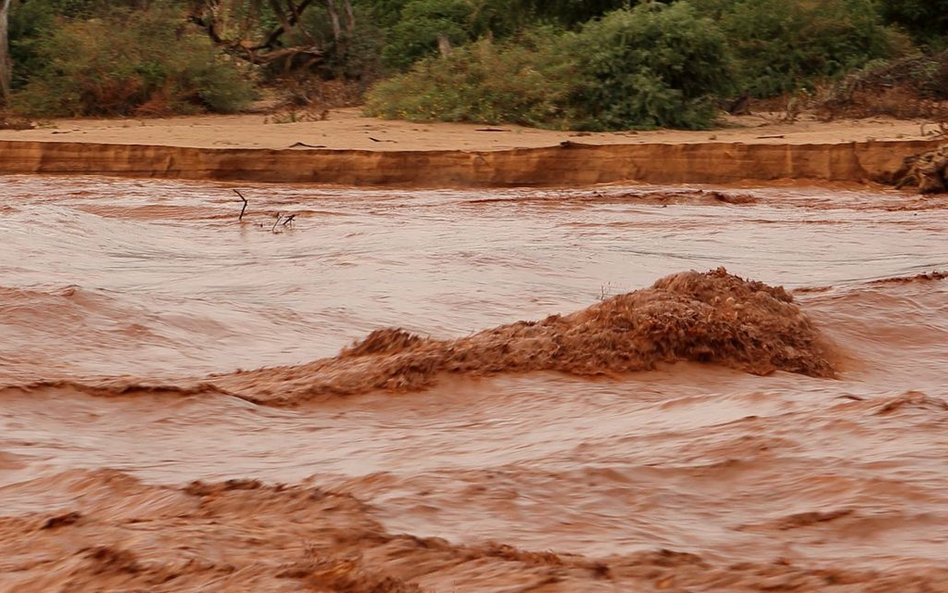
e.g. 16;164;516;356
0;109;941;187
0;108;940;151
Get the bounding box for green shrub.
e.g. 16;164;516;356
374;0;567;72
12;7;256;117
566;2;733;130
381;0;477;71
367;2;734;131
367;30;576;127
704;0;897;97
360;0;412;29
880;0;948;48
8;0;57;90
515;0;629;27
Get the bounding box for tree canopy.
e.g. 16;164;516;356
1;0;943;127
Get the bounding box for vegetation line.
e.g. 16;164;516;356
0;1;945;129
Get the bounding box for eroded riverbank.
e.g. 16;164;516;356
0;138;938;186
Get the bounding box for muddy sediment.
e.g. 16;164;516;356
213;268;836;405
0;138;939;186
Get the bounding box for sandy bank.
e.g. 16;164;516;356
0;110;940;186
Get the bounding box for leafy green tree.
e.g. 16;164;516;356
369;0;637;73
521;0;630;27
187;0;355;67
702;0;896;97
0;0;12;102
880;0;948;48
380;0;474;70
8;0;56;91
358;0;409;28
363;0;630;30
281;0;384;80
567;1;733;129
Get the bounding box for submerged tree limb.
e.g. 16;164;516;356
234;189;248;221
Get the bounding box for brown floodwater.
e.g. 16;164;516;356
0;175;946;592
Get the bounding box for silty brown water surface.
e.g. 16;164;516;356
0;176;946;592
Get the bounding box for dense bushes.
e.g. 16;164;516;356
3;0;941;128
880;0;948;48
567;2;732;130
13;7;255;116
816;51;948;119
380;0;477;70
367;0;919;129
367;2;731;130
374;0;638;74
705;0;898;97
367;31;575;127
275;2;383;83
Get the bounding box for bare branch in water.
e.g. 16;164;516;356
234;189;249;222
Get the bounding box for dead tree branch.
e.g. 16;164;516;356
189;0;323;66
234;189;249;221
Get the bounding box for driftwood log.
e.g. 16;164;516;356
893;144;948;194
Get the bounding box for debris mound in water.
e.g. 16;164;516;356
215;268;835;405
869;270;947;285
892;143;948;194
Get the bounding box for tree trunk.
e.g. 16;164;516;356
325;0;342;44
342;0;355;34
437;34;452;57
0;0;12;105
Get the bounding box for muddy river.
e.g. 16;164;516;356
0;176;946;592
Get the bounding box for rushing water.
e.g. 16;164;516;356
0;175;946;592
